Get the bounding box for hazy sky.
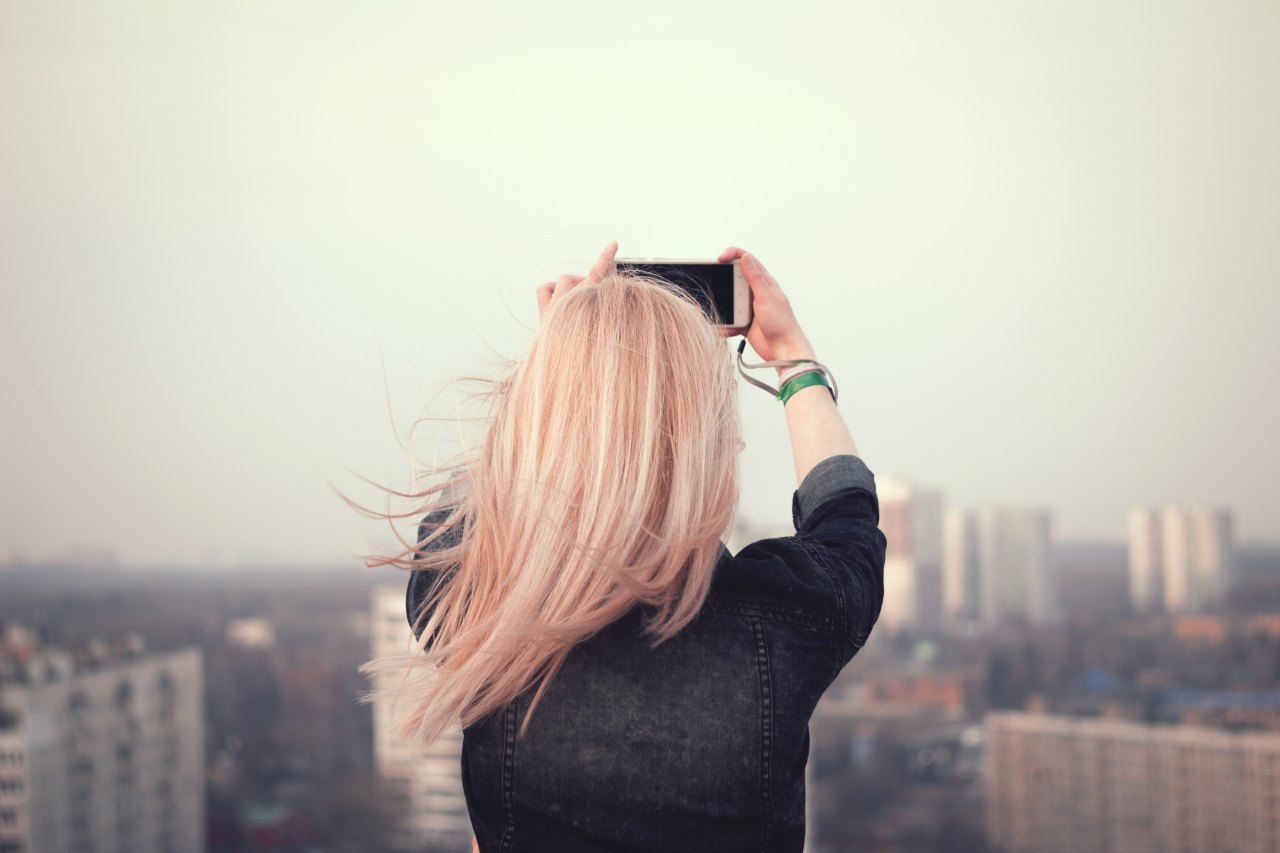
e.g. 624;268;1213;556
2;1;1277;567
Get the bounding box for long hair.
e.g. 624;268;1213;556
357;270;743;747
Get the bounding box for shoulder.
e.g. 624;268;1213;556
405;501;466;635
711;454;887;657
709;535;850;639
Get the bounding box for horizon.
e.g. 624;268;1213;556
8;532;1280;576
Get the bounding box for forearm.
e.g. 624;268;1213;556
714;247;862;487
778;353;859;487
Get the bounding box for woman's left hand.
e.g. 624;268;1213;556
536;241;618;322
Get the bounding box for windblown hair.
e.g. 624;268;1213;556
357;270;743;747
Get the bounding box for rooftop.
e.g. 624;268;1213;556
0;623;150;686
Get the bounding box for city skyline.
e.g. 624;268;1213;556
0;491;1250;571
2;1;1278;565
0;457;1259;571
6;504;1280;850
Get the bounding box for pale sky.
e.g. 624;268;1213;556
2;1;1277;567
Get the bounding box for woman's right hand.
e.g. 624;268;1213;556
717;247;816;366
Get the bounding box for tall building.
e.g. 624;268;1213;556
942;509;981;625
1161;507;1196;612
943;508;1055;627
1128;508;1164;613
369;585;471;852
877;479;945;633
0;627;204;853
1192;508;1234;606
978;509;1054;626
1127;506;1234;613
986;711;1280;853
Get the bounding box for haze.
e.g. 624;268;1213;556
2;1;1277;566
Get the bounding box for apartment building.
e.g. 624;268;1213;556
0;627;204;853
370;585;471;852
986;711;1280;852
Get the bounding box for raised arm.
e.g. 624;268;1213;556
716;247;859;485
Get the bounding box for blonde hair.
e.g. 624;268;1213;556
358;271;743;747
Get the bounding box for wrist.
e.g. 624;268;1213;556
779;370;834;406
773;345;817;376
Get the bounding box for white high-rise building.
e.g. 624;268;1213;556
0;628;204;853
1193;508;1234;606
1127;506;1234;613
1161;507;1195;612
370;585;471;852
975;508;1055;626
1128;507;1164;613
877;479;945;633
942;508;981;625
942;508;1055;628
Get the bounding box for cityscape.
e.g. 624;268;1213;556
3;488;1280;852
3;0;1276;850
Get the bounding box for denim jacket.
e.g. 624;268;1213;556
406;454;886;852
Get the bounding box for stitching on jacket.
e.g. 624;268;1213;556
499;700;517;852
706;600;841;633
750;616;774;848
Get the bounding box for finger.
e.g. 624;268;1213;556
717;246;747;263
552;274;585;305
585;240;619;284
737;252;767;290
536;281;555;317
741;252;779;289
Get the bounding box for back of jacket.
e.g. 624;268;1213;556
406;453;886;852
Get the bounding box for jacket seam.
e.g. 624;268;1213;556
750;616;775;848
499;700;517;852
705;600;842;633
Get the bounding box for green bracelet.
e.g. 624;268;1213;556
778;370;835;405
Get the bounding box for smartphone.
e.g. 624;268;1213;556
614;259;752;334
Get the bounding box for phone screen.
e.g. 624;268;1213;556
614;262;735;324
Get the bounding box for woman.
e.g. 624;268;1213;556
365;243;886;852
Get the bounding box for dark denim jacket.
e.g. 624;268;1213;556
406;454;886;852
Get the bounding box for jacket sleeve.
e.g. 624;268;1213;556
727;454;886;662
789;454;887;658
